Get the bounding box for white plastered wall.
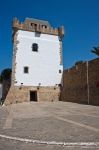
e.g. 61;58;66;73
15;30;63;86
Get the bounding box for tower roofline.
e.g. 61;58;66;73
25;18;51;27
12;17;64;39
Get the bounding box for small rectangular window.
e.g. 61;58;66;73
59;70;62;73
32;43;38;52
24;67;29;73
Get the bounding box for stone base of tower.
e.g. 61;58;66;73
4;86;60;105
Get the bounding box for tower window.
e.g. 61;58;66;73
32;43;38;52
31;23;34;26
42;25;47;28
59;70;62;73
24;67;29;73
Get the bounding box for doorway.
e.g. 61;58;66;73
30;91;37;102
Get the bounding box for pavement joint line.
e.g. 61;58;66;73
54;116;99;132
3;106;13;129
0;134;99;147
66;111;99;118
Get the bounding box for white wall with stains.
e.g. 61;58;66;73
15;30;63;86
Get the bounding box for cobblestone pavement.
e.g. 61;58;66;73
0;101;99;150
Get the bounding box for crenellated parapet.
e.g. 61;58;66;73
12;17;64;39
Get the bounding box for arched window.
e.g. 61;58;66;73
32;43;38;52
42;25;47;28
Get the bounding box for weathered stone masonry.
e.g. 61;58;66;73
5;87;60;105
61;58;99;105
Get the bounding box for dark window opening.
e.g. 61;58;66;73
34;24;37;30
58;84;62;87
59;70;62;73
31;23;34;26
32;43;38;52
30;91;37;101
24;67;29;73
31;23;37;30
34;24;37;27
42;25;47;28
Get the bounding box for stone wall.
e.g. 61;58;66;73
62;58;99;105
12;18;64;38
4;86;60;105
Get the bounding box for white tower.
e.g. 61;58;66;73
5;18;64;104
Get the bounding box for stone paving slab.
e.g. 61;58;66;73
0;101;99;150
0;138;99;150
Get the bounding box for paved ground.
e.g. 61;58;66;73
0;101;99;150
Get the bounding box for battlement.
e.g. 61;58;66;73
12;17;64;39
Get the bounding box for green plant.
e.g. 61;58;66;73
91;47;99;56
1;68;12;81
